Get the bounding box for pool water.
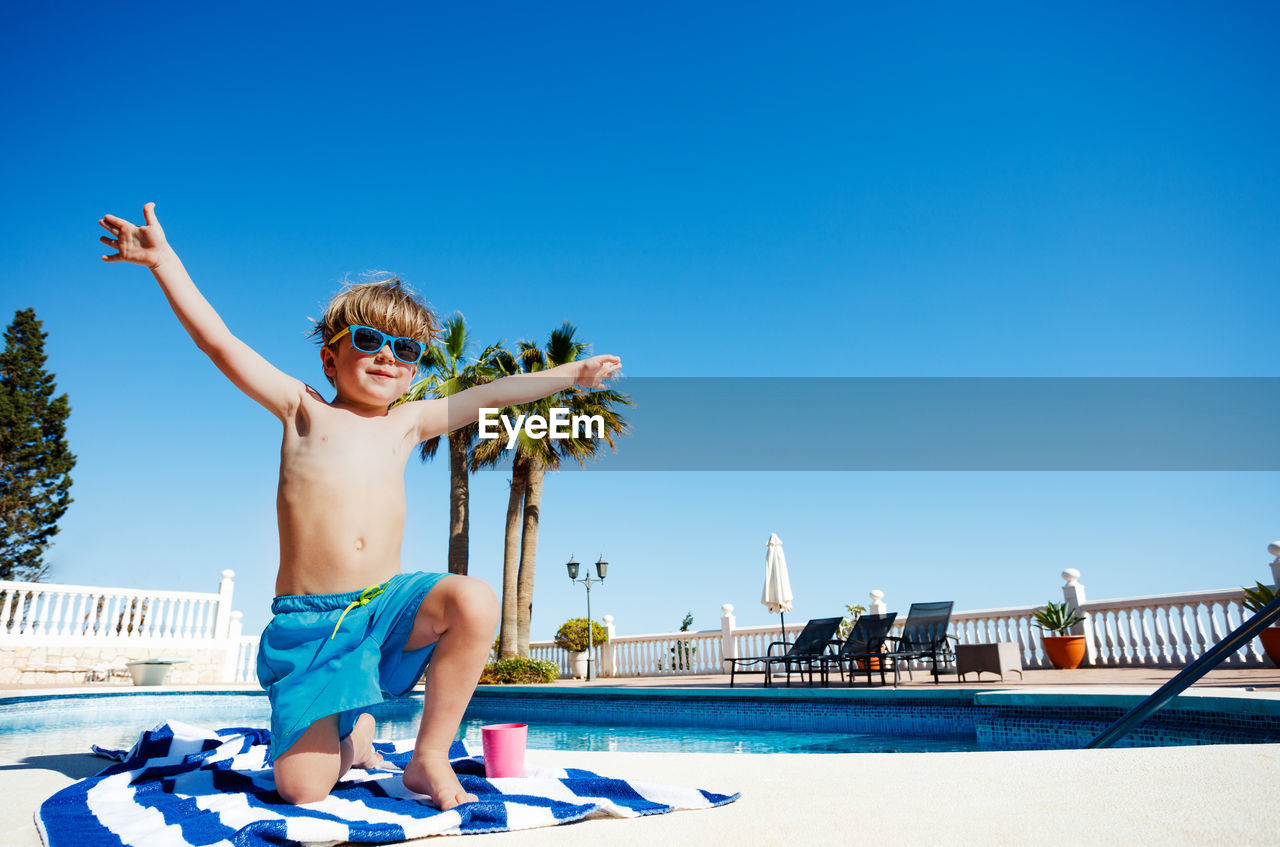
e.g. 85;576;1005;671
0;692;985;761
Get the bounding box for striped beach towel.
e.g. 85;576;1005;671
36;721;739;845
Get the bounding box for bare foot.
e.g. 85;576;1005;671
347;713;385;770
403;749;476;810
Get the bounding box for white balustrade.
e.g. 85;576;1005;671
529;628;728;678
11;565;1272;687
525;572;1272;678
1;573;250;684
0;580;229;644
231;637;260;684
1083;588;1261;667
527;643;562;673
883;583;1268;670
925;604;1051;669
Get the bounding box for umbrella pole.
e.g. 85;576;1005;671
779;611;788;686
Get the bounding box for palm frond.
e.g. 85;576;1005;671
397;373;444;403
546;321;587;366
431;374;466;398
470;435;511;471
489;348;518;375
442;313;468;362
419;435;442;462
517;342;545;372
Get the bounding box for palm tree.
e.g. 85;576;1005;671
472;322;631;656
399;313;509;576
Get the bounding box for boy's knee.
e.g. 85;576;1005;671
448;576;499;630
275;771;332;806
278;784;329;806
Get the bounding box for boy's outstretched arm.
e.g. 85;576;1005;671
413;356;622;441
100;203;305;421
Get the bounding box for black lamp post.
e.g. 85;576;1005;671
566;555;608;680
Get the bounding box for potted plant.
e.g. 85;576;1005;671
670;612;696;671
554;617;609;679
1242;581;1280;666
1031;600;1087;669
836;604;880;669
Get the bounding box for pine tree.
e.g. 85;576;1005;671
0;309;76;581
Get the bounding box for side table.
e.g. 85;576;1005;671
955;642;1023;682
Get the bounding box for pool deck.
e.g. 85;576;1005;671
6;666;1280;846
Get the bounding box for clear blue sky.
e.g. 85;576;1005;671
3;1;1277;639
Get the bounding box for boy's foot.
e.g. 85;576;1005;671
403;749;476;810
349;713;385;770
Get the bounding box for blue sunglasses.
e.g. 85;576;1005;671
328;325;426;364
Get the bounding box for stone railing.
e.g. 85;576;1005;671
603;626;724;677
532;558;1280;677
12;557;1275;685
942;603;1048;669
0;571;247;685
229;635;260;684
1084;588;1261;667
929;576;1268;670
528;641;596;677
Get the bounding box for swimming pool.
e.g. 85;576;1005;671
2;686;1279;762
0;691;984;760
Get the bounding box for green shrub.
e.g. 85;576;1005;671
478;657;560;685
554;617;609;652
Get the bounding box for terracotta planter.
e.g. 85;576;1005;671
1260;627;1280;667
1041;635;1087;670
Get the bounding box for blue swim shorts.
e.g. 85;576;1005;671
256;571;449;762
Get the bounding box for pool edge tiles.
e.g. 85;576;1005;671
466;685;1280;750
0;688;269;706
6;685;1280;752
971;687;1280;749
974;686;1280;716
467;687;983;737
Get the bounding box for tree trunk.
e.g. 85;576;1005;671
498;454;527;659
516;458;545;657
446;431;469;575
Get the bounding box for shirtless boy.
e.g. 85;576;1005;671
98;203;621;809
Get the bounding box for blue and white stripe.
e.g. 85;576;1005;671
37;721;738;846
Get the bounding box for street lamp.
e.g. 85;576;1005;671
566;555;608;680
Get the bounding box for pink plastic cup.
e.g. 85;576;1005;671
481;723;528;778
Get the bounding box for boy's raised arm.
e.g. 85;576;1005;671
100;203;305;420
413;355;622;441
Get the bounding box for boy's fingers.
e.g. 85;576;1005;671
101;253;123;262
101;213;131;230
99;235;118;247
142;202;158;226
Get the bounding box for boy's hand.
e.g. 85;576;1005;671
574;355;622;389
99;202;173;269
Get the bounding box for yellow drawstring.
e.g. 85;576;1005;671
329;582;388;640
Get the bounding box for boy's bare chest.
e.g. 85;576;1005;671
280;410;416;483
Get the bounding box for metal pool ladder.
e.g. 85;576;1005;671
1087;593;1280;748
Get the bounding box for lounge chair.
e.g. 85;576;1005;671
727;616;843;687
817;612;898;686
881;601;956;686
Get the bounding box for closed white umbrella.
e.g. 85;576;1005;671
761;533;794;642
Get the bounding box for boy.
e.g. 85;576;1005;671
98;203;621;809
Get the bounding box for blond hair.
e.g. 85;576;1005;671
311;274;439;384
